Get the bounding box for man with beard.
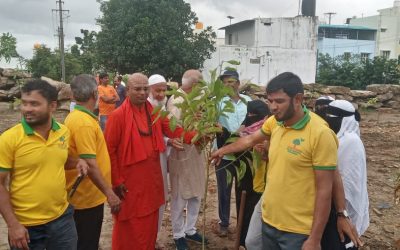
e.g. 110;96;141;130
65;74;121;250
212;72;338;250
148;74;183;249
166;69;208;250
104;73;197;250
0;79;87;250
324;100;369;248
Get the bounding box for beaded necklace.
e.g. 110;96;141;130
132;103;152;136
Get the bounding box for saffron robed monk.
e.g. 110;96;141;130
104;73;198;250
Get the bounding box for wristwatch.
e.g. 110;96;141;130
337;210;349;218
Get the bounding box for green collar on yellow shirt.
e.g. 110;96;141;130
277;106;311;130
21;118;61;135
74;104;98;119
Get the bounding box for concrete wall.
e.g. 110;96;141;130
350;5;400;60
204;16;318;85
318;38;376;58
224;21;255;46
256;17;318;50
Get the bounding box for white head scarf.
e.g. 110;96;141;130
328;100;360;138
328;100;369;235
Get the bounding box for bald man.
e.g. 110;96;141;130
166;69;208;249
104;73;196;250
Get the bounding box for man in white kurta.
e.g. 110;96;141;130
166;69;207;249
147;74;170;249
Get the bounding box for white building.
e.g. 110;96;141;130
350;0;400;60
203;16;318;85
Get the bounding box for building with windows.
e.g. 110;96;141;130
317;24;377;60
350;0;400;61
202;16;318;84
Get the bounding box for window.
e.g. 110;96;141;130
228;34;232;45
361;53;370;61
381;50;390;59
335;33;349;39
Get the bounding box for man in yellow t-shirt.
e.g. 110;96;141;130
212;72;338;250
98;72;119;131
65;74;121;250
0;80;86;250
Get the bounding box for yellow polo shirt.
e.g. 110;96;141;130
64;105;111;209
252;158;267;193
260;108;338;235
0;119;69;226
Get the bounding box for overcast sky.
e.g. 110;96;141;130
0;0;396;67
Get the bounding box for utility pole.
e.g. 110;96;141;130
227;16;234;26
52;1;69;82
324;12;336;25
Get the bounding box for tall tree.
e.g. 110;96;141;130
27;45;58;79
74;29;98;73
96;0;216;80
28;45;84;83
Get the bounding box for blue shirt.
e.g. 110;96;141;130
218;94;252;132
115;84;126;107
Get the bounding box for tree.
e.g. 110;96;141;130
28;45;58;79
73;29;98;73
96;0;216;80
28;45;84;82
0;32;19;63
317;53;400;89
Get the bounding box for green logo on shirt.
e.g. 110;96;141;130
287;138;304;155
59;136;67;149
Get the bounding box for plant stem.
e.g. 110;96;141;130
202;144;212;250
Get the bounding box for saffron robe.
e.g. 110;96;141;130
104;99;194;250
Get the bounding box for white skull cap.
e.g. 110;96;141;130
148;74;167;86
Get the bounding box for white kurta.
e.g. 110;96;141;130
167;89;205;199
167;89;205;239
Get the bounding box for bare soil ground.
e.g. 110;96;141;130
0;109;399;250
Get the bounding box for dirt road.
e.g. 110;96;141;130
0;109;399;249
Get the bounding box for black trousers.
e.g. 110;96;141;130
73;203;104;250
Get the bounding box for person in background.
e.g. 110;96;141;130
114;75;126;108
98;72;119;131
214;70;252;237
322;100;369;249
314;96;335;120
216;99;270;248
